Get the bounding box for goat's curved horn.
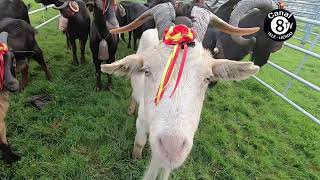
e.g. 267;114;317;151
110;2;175;39
53;1;69;9
191;6;260;42
209;13;260;36
110;9;153;34
229;0;278;46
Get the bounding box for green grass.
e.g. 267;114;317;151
0;1;319;179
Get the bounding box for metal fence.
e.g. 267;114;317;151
28;4;60;29
29;1;320;125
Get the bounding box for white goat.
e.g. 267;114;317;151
101;3;260;180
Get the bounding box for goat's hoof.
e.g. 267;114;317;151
80;58;85;65
3;153;21;164
72;60;79;66
132;149;142;160
19;82;27;91
46;74;53;81
127;107;135;116
106;84;112;91
95;86;102;92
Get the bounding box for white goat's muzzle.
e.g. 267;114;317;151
151;132;193;169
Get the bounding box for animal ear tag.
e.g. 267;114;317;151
98;39;109;60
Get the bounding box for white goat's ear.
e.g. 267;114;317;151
101;54;144;76
210;59;259;80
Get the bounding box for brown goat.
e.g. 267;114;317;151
0;31;21;164
0;92;20;164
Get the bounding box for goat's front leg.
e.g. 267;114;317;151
70;38;79;66
80;38;87;65
16;61;29;90
106;56;115;91
0;94;20;164
128;97;137;116
106;74;112;91
66;33;71;49
93;59;102;91
160;168;172;180
127;31;132;49
33;45;53;81
132;102;146;160
143;157;160;180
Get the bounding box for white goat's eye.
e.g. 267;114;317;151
142;66;151;77
145;69;151;76
205;75;214;83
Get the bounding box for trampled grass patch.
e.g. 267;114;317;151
0;1;319;179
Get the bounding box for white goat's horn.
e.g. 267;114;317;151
209;13;260;36
110;9;153;34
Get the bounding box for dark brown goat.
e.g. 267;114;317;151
1;0;52;89
36;0;91;65
90;0;119;91
0;18;53;89
116;1;154;50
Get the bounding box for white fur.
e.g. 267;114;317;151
101;28;259;180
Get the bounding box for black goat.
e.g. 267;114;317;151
117;1;154;50
0;0;30;24
213;0;283;66
0;18;52;89
36;0;90;65
161;0;283;67
90;0;119;91
175;1;215;17
0;0;42;89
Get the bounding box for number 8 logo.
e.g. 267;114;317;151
271;16;290;35
276;19;284;32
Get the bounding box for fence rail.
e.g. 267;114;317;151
35;14;60;29
267;61;320;92
253;76;320;126
284;42;320;59
28;4;54;15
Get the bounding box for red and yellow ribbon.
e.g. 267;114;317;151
0;43;8;90
154;25;195;105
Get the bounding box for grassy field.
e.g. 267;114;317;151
0;1;319;179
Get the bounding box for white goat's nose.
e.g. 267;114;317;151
158;135;187;159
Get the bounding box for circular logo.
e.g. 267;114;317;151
264;9;296;41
